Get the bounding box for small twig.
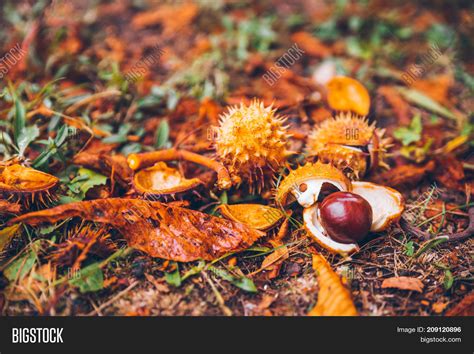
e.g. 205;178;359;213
89;299;103;316
202;271;232;316
399;218;431;240
442;207;474;243
86;281;138;316
401;207;474;243
416;202;474;227
65;89;121;115
127;148;232;190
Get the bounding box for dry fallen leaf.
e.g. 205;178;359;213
381;276;425;292
446;291;474;316
435;155;466;191
5;262;57;314
261;246;289;270
432;301;449;314
0;200;22;215
378;86;411;125
373;161;436;188
291;32;332;58
308;254;358;316
411;74;453;105
10;199;265;262
131;3;198;34
218;204;285;231
0;224;21;253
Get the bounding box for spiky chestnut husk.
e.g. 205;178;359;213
0;164;59;208
306;112;391;179
214;99;290;192
47;224;116;268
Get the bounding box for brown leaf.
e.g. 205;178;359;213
257;294;276;313
411;74;453;105
268;213;291;247
308;254;358;316
372;161;436;188
381;276;424;292
377;86;411;125
435;155;465;191
10;199;265;262
197;97;221;125
432;301;449;314
0;200;22;215
291;32;331;58
446;291;474;316
131;3;198;34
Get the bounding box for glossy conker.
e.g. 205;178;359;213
319;191;372;244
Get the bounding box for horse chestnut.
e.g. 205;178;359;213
319;191;372;244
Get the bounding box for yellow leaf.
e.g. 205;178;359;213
0;224;21;252
308;254;358;316
218;204;285;231
261;246;289;270
441;135;468;154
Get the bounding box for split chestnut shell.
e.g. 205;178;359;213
303;181;404;255
0;164;59;207
133;162;202;198
276;162;351;207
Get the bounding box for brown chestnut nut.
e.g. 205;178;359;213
319;191;372;244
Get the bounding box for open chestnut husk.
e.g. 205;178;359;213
133;162;203;200
275;162;351;208
304;181;404;255
319;191;372;244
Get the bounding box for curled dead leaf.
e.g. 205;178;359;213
291;32;331;58
377;86;410;125
432;301;449;314
381;276;424;292
10;199;265;262
260;246;289;272
446;291;474;316
131;3;198;34
373;161;436;188
308;254;358;316
0;224;21;253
